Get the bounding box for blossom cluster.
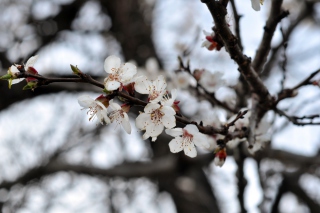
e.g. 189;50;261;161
1;54;272;166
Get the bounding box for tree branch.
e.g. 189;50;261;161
252;0;289;73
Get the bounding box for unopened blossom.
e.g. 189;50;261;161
104;55;137;91
166;124;209;158
3;65;24;88
135;75;167;103
251;0;264;11
214;148;227;167
78;95;110;125
22;55;39;82
136;103;176;141
201;30;222;51
199;70;226;93
108;100;131;134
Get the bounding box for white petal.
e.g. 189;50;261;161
109;99;121;110
161;106;176;116
161;114;176;129
153;75;167;92
144;103;160;113
169;138;184;153
25;55;38;69
121;113;131;134
106;80;121;91
142;132;150;140
11;78;24;84
203;30;211;36
121;62;137;81
78;95;94;108
135;75;151;94
136;113;150;129
9;65;20;75
165;128;183;137
251;0;260;11
184;124;199;135
104;55;121;74
193;133;210;149
146;123;164;137
214;157;225;167
184;143;197;158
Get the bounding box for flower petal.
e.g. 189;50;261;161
169;138;184;153
153;75;167;92
146;122;164;137
121;62;137;81
104;55;121;74
121;113;131;134
135;75;151;94
25;55;38;69
193;133;210;149
136;113;150;129
78;95;94;108
144;103;160;113
106;80;121;91
184;143;197;158
165;128;183;137
161;113;176;129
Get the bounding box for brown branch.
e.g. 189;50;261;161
274;108;320;126
13;70;231;135
275;69;320;104
262;2;313;78
230;0;243;51
201;0;272;107
252;0;289;73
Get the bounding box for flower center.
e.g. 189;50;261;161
108;110;124;124
182;129;193;144
150;109;164;124
149;86;160;101
88;104;102;121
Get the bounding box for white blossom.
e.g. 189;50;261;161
251;0;264;11
136;103;176;141
108;100;131;134
78;95;110;125
165;124;209;158
104;55;137;91
173;72;190;89
199;71;225;93
135;75;167;103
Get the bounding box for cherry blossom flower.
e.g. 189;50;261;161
135;75;167;103
165;124;209;158
78;95;110;125
199;70;226;93
201;30;222;51
251;0;264;11
173;72;190;89
104;55;137;91
136;103;176;141
107;100;131;134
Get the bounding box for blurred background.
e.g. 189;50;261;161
0;0;320;212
